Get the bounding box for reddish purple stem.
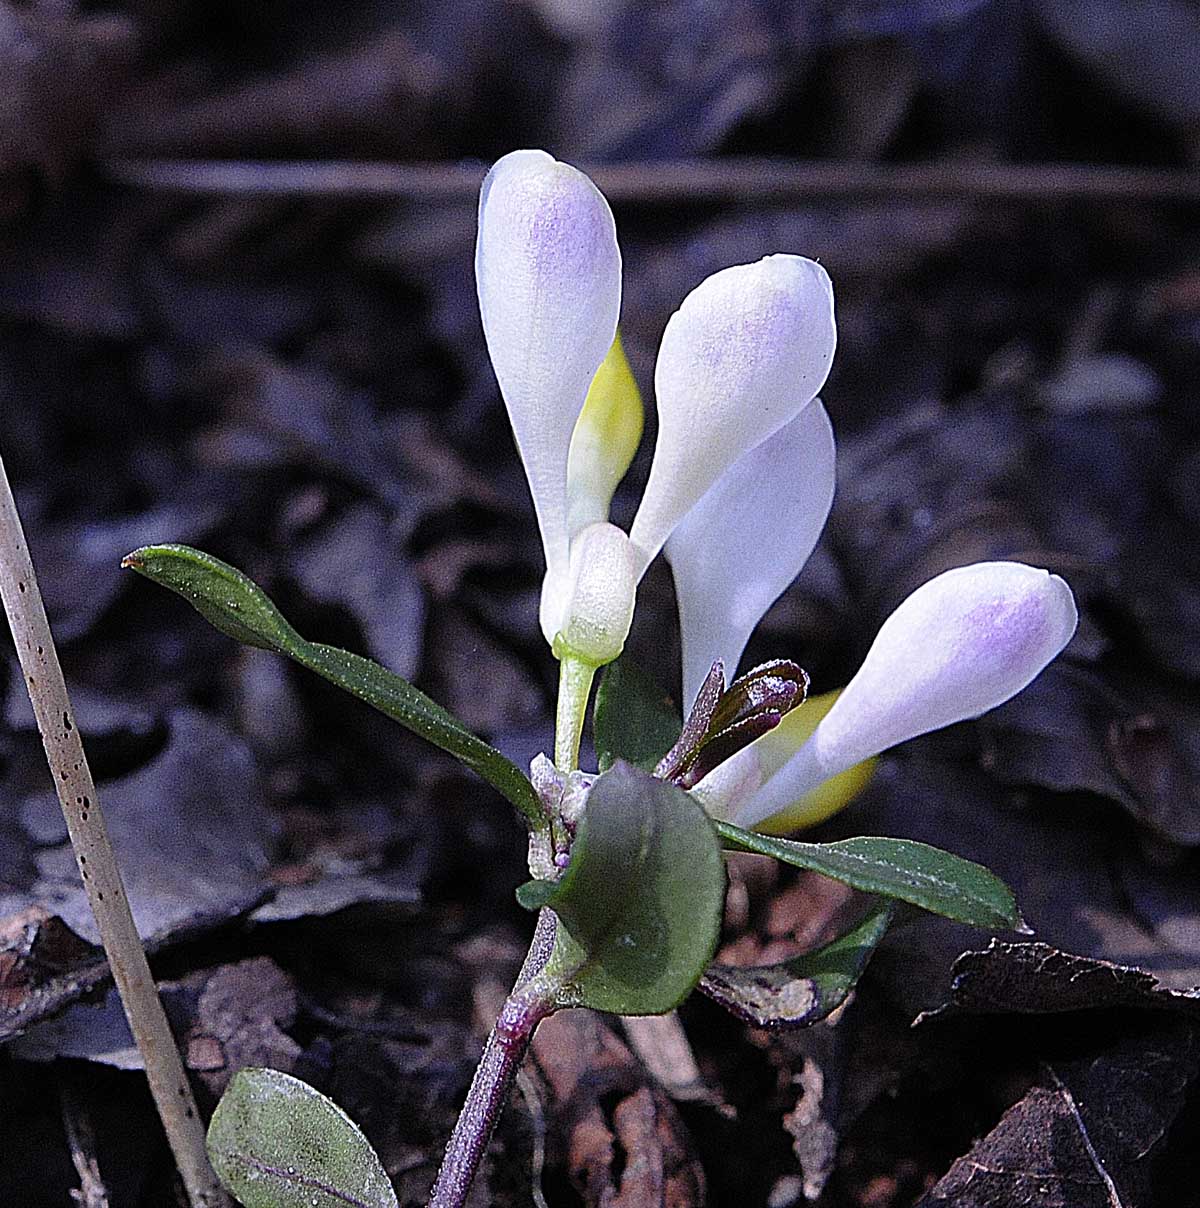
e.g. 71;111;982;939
427;909;558;1208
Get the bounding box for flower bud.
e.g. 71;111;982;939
550;522;638;667
735;562;1078;829
476;150;621;585
629;254;835;574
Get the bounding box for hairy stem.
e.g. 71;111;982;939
0;455;228;1208
428;909;558;1208
554;655;596;772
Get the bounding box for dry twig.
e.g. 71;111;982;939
60;1078;111;1208
0;454;229;1208
102;156;1200;205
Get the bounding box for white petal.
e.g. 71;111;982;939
666;400;836;710
539;563;573;646
552;522;638;667
476;150;621;584
687;745;763;821
629;254;835;574
735;562;1078;829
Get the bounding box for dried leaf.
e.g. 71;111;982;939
919;941;1200;1023
843;758;1200;1015
918;1021;1200;1208
291;503;425;680
530;1009;706;1207
185;958;302;1097
701;899;893;1029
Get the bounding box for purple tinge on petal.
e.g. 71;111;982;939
962;593;1052;662
733;562;1077;830
689;265;822;383
630;256;835;574
495;164;616;281
476;151;621;599
928;567;1078;710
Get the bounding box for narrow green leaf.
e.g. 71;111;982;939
593;654;681;773
716;820;1025;932
525;761;725;1015
123;544;542;828
206;1067;399;1208
122;542;302;653
700;900;893;1029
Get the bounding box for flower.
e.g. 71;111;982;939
475;150;835;672
693;562;1078;830
477;150;1078;817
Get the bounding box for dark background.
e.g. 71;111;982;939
1;1;1200;1205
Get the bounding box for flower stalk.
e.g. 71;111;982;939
554;654;596;772
0;454;228;1208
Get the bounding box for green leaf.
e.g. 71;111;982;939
123;544;542;829
514;879;556;911
206;1067;399;1208
521;761;725;1015
716;821;1026;932
593;654;681;773
700;900;893;1029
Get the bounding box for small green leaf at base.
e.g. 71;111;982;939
700;900;894;1029
123;544;542;829
520;761;725;1015
716;821;1026;933
593;655;681;773
206;1067;399;1208
515;879;556;912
